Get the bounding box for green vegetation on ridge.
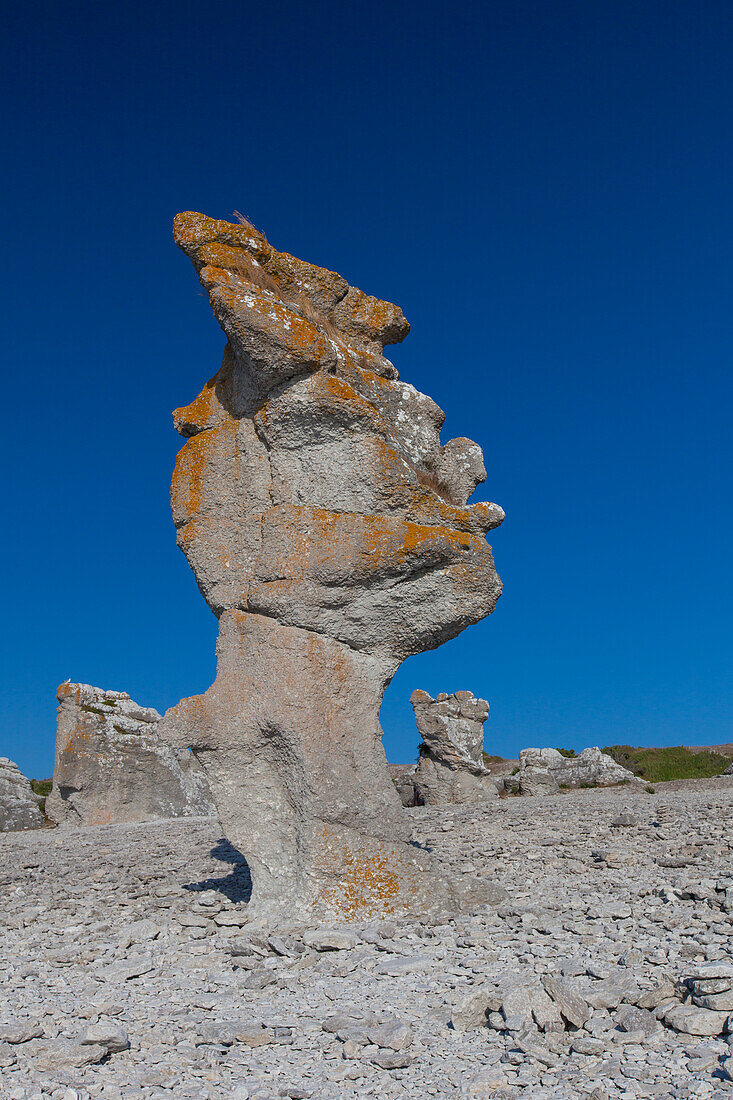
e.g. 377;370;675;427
602;745;730;783
30;778;53;817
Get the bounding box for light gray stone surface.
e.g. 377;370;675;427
410;689;498;806
1;777;732;1098
160;212;504;922
0;757;45;832
507;746;639;795
46;683;215;826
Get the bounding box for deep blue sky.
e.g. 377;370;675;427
3;0;733;777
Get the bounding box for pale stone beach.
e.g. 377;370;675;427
2;778;732;1099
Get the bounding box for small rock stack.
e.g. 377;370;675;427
408;689;498;806
0;758;45;832
664;962;733;1037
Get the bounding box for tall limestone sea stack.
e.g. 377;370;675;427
160;212;504;921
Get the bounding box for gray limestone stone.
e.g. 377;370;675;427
663;1003;730;1036
520;767;560;796
0;758;45;832
1;778;733;1097
510;746;638;795
46;683;215;826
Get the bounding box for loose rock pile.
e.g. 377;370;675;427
46;683;215;826
1;777;732;1098
0;758;44;832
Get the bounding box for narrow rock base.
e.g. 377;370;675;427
160;611;462;923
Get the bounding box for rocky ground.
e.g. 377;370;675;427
1;779;732;1100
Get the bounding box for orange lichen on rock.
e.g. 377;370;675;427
173;211;271;265
159;211;503;922
316;826;401;919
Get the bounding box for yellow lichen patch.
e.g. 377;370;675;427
255;505;484;595
57;682;83;703
200;266;333;365
360;514;473;558
316;826;400;920
322;374;357;401
264;249;348;310
306;374;388;433
170;419;236;525
335;286;410;346
403;491;494;534
174;212;410;350
172;372;227;437
172;211;271;265
198;242;257;277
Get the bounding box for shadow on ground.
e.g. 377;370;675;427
182;838;252;903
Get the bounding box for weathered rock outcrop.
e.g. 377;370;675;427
159;212;503;922
409;689;498;805
388;764;419;808
504;747;638;795
46;684;215;826
0;758;45;831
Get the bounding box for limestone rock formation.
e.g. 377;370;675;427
47;684;215;826
160;211;504;922
504;746;638;795
0;758;45;832
410;689;498;805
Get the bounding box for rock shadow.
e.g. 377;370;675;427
182;838;252;903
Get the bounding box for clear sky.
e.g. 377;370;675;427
3;0;732;778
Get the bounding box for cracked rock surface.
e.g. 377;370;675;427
159;212;503;922
1;777;732;1098
0;758;45;832
410;690;498;806
47;684;215;826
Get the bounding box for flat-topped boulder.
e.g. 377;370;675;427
505;746;638;795
409;690;498;805
159;212;504;922
46;683;215;826
0;758;45;832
